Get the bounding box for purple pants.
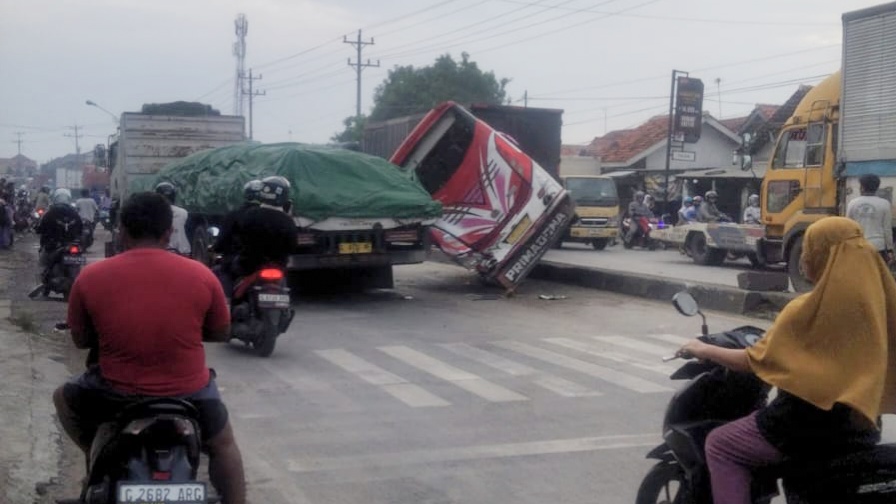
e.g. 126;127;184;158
705;411;784;504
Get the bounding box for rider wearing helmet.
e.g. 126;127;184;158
213;180;264;296
743;194;761;224
217;177;297;299
34;189;83;290
678;196;697;224
155;182;191;256
697;190;730;223
626;190;654;241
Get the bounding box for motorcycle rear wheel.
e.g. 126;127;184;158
253;311;280;358
636;462;691;504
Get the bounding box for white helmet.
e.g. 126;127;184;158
52;188;72;205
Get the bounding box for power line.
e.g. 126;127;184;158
493;0;838;26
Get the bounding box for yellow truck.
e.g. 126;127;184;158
558;175;620;250
755;2;896;291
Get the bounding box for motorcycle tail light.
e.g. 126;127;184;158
151;471;171;481
68;245;81;254
259;268;284;281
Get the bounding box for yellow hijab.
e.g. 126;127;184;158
747;217;896;426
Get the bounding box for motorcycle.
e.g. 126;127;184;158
99;208;112;231
81;219;97;250
30;242;85;300
636;290;896;504
229;264;294;357
620;214;662;250
57;397;208;504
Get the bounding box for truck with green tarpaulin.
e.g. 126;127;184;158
138;142;442;288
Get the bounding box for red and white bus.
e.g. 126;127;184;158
391;101;574;290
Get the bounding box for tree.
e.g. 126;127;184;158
332;52;510;142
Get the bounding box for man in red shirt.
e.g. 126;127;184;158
52;192;246;504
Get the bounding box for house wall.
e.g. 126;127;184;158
644;126;739;171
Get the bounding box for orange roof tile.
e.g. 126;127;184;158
588;115;669;164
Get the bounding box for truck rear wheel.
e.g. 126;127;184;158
788;235;813;292
689;233;726;266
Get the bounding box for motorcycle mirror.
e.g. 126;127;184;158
672;291;699;316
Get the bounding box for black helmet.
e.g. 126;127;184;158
243;179;263;204
155;182;177;204
634;190;645;202
260;176;291;208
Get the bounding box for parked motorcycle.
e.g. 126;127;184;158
230;264;294;357
636;290;896;504
57;398;208;504
620;214;662;250
30;242;85;300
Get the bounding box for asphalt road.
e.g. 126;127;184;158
209;261;771;504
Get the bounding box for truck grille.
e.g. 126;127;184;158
579;218;609;226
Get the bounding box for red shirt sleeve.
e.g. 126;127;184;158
66;276;88;335
204;271;230;332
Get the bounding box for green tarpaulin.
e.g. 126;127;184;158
133;142;442;222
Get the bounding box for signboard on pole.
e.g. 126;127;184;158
672;151;696;162
674;76;704;143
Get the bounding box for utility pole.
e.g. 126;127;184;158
12;132;24;155
242;69;265;140
344;30;379;119
523;90;528;107
65;125;83;162
715;77;722;118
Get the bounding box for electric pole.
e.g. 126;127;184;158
243;69;265;140
64;125;83;162
12;132;24;155
344;30;379;119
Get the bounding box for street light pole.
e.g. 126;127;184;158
85;100;119;126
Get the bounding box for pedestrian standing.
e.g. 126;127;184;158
846;174;894;264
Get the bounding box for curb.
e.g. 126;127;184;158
529;261;795;320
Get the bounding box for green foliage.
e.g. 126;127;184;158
332;52;510;140
330;115;368;143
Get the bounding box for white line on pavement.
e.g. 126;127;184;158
439;342;600;397
543;337;678;376
492;341;671;393
315;349;450;408
286;433;659;473
593;336;676;357
378;345;529;403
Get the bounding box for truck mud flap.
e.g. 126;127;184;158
491;195;574;291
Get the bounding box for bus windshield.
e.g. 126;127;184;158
565;177;618;206
407;108;477;195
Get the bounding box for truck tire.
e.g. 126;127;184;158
788;235;813;293
689;233;726;266
591;239;608;250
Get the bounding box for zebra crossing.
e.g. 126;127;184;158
306;333;690;408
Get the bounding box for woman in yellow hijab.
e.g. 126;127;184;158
679;216;896;503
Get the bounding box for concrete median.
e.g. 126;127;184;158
529;260;795;320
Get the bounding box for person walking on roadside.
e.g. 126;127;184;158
847;174;894;264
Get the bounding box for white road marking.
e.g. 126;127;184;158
593;336;675;357
543;337;678;376
493;341;671;393
315;349;449;408
378;345;529;403
644;333;693;346
286;433;658;473
439;342;601;397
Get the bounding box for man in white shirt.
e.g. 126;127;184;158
846;174;893;263
74;188;99;247
154;182;192;256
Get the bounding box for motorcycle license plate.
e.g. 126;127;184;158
63;255;86;265
116;483;206;504
257;293;290;307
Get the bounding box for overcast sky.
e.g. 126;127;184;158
0;0;883;164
